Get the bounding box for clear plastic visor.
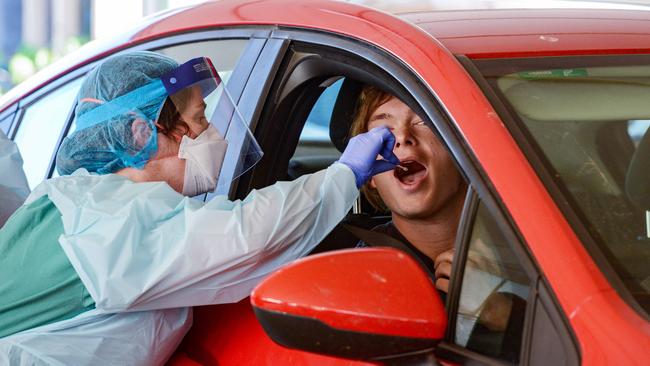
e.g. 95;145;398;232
163;57;263;192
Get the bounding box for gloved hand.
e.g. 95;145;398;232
338;126;400;188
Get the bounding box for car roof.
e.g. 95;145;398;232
3;0;650;112
134;0;650;58
402;8;650;58
355;0;650;56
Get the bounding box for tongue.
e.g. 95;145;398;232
400;169;426;184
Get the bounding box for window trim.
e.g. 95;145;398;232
7;108;23;140
213;36;290;199
441;187;540;365
0;103;18;135
441;188;580;365
445;187;480;340
525;278;580;365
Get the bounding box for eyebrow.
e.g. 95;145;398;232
368;112;393;123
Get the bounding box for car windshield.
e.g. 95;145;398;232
475;55;650;314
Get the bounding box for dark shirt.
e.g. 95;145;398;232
355;221;447;303
356;221;437;283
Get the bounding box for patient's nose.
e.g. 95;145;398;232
393;126;415;149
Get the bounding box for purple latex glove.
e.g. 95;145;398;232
338;126;400;188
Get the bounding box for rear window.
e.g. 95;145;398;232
474;55;650;315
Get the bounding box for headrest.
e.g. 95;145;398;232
626;129;650;208
329;79;364;152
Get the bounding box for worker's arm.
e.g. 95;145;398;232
43;163;357;312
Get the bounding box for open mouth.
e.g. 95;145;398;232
394;160;427;185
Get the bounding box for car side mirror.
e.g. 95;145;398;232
251;248;447;361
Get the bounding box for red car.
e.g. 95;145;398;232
2;0;649;364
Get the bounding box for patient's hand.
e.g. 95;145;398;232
434;248;455;293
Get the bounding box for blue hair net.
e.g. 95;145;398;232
56;51;178;175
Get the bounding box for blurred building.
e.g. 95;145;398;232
0;0;91;71
0;0;205;91
93;0;204;40
22;0;90;55
1;0;208;64
0;0;23;68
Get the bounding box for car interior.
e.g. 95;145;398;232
248;50;466;260
290;76;445;267
239;44;450;255
489;63;650;309
288;77;398;253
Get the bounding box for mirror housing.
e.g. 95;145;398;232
251;248;446;360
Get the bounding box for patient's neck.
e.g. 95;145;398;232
391;186;466;261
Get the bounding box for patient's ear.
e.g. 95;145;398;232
369;176;377;189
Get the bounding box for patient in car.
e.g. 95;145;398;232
348;86;526;360
349;86;467;293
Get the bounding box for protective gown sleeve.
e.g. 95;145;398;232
0;130;30;226
27;162;358;312
0;308;191;366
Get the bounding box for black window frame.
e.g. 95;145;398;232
440;188;579;365
439;187;538;365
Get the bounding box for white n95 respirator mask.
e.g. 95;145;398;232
178;124;228;197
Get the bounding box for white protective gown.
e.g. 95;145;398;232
0;130;30;226
0;162;358;365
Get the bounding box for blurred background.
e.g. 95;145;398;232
1;0;650;96
0;0;205;96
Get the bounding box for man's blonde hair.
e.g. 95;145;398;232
349;85;393;212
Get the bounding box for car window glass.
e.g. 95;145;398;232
14;77;83;189
289;78;343;179
477;57;650;313
454;202;531;363
627;119;650;145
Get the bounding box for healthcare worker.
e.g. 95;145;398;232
0;51;400;365
0;130;30;227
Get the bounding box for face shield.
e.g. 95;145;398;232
71;56;263;196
